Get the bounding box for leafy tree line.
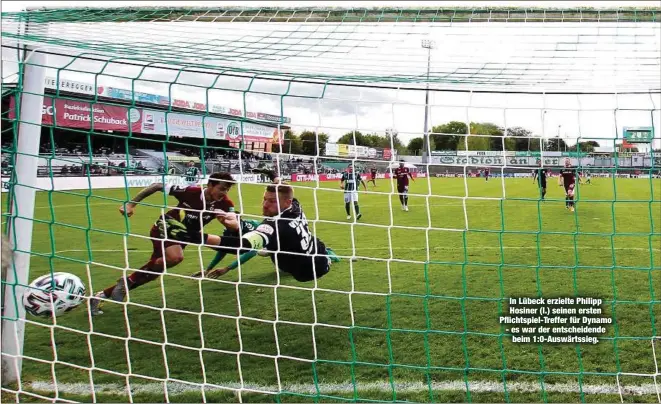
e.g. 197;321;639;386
405;121;605;154
271;129;406;156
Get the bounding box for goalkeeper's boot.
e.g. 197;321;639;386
89;291;105;316
326;247;341;263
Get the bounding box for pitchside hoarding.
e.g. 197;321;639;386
8;96;283;144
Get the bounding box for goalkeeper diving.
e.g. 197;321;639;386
194;174;341;281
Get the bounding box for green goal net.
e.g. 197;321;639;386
1;6;660;403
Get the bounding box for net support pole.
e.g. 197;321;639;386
1;21;47;386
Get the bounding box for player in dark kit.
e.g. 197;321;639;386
483;167;490;182
369;166;378;187
532;160;549;200
89;172;236;315
199;181;340;282
184;161;200;185
341;164;367;221
558;158;578;212
394;161;415;211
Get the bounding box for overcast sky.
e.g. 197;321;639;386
1;1;660;150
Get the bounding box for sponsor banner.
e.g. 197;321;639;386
140;110;282;143
290;172;426;182
45;77;100;96
325;142;396;160
9;95;282;144
432;156;591;167
103;87;170;106
1;174;264;193
431;151;457;156
43;76;291;124
9;96;143;132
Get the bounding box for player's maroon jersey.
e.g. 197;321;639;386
394;167;410;187
157;185;234;236
560;168;577;187
484;168;490;176
371;168;377;178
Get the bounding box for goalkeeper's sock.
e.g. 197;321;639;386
353;202;360;215
326;247;341;263
225;250;258;271
345;202;351;215
206;250;228;271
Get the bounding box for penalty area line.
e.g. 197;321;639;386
25;380;660;397
54;245;661;255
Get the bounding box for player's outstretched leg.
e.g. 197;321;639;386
90;244;184;316
345;202;351;220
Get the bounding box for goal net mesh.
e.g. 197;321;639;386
1;6;660;403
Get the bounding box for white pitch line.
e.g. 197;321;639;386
25;380;660;397
53;245;661;255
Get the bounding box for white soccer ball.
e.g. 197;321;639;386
23;272;86;317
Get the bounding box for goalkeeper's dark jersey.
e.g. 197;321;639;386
185;166;200;182
341;171;361;192
155;185;234;239
243;199;330;282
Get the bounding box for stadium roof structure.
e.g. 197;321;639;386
1;6;660;94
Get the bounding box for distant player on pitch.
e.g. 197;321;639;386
184;161;201;185
532;159;549;200
558;158;578;212
340;164;366;220
197;180;340;281
483;167;490;182
394;161;414;211
368;165;378;187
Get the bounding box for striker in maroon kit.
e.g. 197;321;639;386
394;161;415;211
558;158;577;211
89;172;235;315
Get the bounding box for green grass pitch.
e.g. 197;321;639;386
2;176;660;403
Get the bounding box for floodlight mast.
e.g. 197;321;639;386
421;39;435;165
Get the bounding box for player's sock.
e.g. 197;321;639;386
207;250;228;271
325;247;341;263
404;195;409;206
345;202;351;216
542;189;546;199
569;195;575;207
398;195;404;206
353;202;360;215
565;196;570;208
102;260;160;298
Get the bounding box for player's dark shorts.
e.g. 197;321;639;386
397;184;409;194
371;173;377;180
539;178;547;188
149;225;187;261
272;239;331;282
564;182;575;194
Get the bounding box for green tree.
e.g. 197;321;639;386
299;131;329;156
337;131;367;146
272;129;302;154
406;137;435;155
431;121;465;150
506;127;541;151
545;137;568;152
570;140;600;153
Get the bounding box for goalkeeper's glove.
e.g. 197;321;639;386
156;217;190;241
